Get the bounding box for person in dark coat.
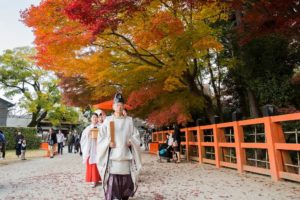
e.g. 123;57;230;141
173;124;181;163
48;128;57;158
74;130;80;154
21;139;27;160
67;131;75;153
15;131;24;158
0;130;7;159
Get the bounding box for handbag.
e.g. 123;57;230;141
172;140;178;147
48;139;54;146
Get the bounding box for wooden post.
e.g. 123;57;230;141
218;128;227;162
264;116;281;181
213;124;221;168
234;121;245;173
197;126;203;164
90;128;99;139
110;121;115;144
273;123;292;173
185;128;189;161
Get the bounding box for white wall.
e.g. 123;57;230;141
6;117;31;127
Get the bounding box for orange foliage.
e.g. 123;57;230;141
147;102;191;126
150;12;184;40
127;84;163;109
134;11;184;48
21;0;93;74
21;0;230;126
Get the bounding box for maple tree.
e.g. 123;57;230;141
22;0;300;127
22;0;231;126
221;0;300;116
233;0;300;44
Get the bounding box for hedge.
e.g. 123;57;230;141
0;127;41;150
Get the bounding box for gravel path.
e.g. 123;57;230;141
0;152;299;200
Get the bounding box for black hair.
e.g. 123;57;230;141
92;113;99;117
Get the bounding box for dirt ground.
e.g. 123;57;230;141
0;151;299;200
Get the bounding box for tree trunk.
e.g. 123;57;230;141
235;9;242;26
36;111;48;125
27;113;38;127
203;94;217;123
183;70;216;123
27;111;47;127
247;89;260;118
207;58;222;117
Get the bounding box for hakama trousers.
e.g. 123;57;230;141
105;174;134;200
86;157;101;182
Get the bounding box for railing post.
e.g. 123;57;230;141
197;126;203;164
264;116;281;181
218;128;227;162
185;128;189;161
273;122;288;173
213;124;221;168
234;121;245;173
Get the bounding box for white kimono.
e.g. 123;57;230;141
96;115;142;193
80;124;100;164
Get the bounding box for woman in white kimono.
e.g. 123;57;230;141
80;113;101;187
97;93;142;200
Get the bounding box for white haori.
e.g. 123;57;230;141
80;124;100;164
96;115;142;193
109;160;131;175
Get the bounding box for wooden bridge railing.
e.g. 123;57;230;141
150;113;300;182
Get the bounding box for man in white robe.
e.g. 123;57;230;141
97;93;142;200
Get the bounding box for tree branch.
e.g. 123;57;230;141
110;31;164;68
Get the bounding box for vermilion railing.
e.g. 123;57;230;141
150;113;300;182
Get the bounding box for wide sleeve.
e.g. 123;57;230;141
80;128;87;148
98;120;108;138
80;126;90;163
96;119;111;165
131;126;141;148
128;118;142;177
129;118;141;148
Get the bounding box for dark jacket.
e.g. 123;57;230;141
16;134;24;146
48;132;57;145
173;126;181;143
67;134;75;145
0;133;6;143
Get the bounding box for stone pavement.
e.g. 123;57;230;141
0;152;299;200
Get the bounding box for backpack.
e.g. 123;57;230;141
159;148;167;156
